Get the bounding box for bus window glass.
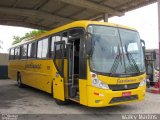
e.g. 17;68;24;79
9;48;15;60
31;42;37;58
51;36;56;58
89;25;145;75
69;29;84;38
55;34;61;42
127;43;138;52
37;40;43;58
62;32;68;44
28;43;31;58
28;43;37;59
21;44;27;59
54;43;64;75
42;38;48;58
14;48;17;59
37;39;48;58
15;47;20;59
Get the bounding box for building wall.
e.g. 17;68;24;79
0;53;9;79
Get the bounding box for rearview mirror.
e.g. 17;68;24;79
85;32;92;55
141;39;145;56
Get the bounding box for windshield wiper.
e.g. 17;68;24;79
127;53;140;73
125;46;140;73
109;45;122;76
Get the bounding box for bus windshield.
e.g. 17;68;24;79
88;25;145;77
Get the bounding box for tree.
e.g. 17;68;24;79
12;30;47;45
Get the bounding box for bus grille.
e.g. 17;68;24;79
108;83;139;91
109;95;138;104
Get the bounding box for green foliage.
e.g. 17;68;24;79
12;30;47;45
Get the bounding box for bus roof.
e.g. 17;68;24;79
12;20;137;48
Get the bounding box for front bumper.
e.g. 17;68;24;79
87;85;146;107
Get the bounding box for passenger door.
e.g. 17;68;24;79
53;41;65;101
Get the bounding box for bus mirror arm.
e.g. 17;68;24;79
85;32;92;56
140;39;145;57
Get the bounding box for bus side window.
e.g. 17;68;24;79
9;48;15;60
62;32;68;44
54;42;64;75
20;44;27;59
31;42;37;58
69;28;84;38
62;32;68;58
28;43;31;58
42;38;49;58
37;40;43;59
15;47;20;59
50;33;61;58
9;49;11;60
51;36;56;58
27;42;37;59
55;34;61;42
14;48;17;59
37;38;49;59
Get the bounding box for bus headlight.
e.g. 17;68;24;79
92;79;109;90
139;79;146;87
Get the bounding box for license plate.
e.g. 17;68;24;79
122;92;131;97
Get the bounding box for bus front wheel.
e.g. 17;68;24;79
17;73;24;88
54;98;68;105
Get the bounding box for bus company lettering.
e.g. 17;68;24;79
117;79;136;84
25;63;41;69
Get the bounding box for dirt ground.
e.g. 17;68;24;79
0;79;160;120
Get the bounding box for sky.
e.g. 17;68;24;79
0;26;34;53
0;3;159;53
109;3;158;50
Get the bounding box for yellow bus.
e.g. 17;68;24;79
8;21;146;107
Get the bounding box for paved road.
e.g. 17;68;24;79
0;79;160;119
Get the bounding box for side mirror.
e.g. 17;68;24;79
85;32;92;55
141;39;145;55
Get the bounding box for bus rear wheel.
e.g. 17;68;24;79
17;73;24;88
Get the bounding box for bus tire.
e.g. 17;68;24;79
54;98;69;105
17;73;24;88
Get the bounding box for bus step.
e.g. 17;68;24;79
68;79;73;81
75;95;80;101
77;92;79;96
65;83;72;86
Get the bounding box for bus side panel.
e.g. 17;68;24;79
19;60;26;83
8;60;20;80
79;61;89;106
52;58;65;101
8;61;14;79
23;60;54;93
63;59;68;98
79;79;88;105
